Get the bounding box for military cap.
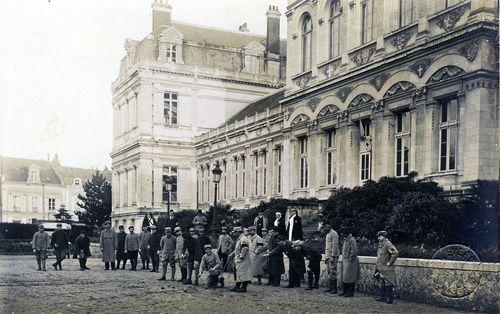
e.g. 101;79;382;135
377;230;388;237
189;227;195;232
174;226;182;233
204;244;212;249
262;228;268;232
247;226;256;231
221;226;228;231
150;225;157;230
118;225;124;229
233;226;243;233
164;227;172;231
56;223;62;227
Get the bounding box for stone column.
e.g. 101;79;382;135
282;133;292;199
371;109;385;180
345;122;360;187
308;126;322;197
381;112;396;176
424;100;440;176
137;159;153;209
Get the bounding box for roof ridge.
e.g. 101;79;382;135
171;20;266;39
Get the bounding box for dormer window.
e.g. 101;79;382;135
27;165;41;184
166;44;177;63
74;178;82;186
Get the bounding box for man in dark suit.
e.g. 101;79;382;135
287;209;303;241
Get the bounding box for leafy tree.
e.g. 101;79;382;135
54;205;73;222
76;171;111;230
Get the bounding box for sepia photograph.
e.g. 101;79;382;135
0;0;498;313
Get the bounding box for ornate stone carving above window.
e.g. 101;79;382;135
412;86;427;100
293;72;312;89
320;60;341;80
370;100;385;113
409;58;432;78
458;40;478;62
335;86;352;102
318;104;340;117
369;73;390;91
349;93;374;109
336;110;349;122
391;32;413;51
427;66;465;84
384;81;416;97
436;5;467;32
350;47;375;67
290;114;311;127
306;97;321;112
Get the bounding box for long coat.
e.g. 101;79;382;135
341;234;360;284
249;234;265;276
267;233;285;276
253;215;268;237
73;235;91;259
376;239;399;286
234;234;253;282
286;215;303;241
100;229;116;262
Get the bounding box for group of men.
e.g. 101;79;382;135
32;209;400;303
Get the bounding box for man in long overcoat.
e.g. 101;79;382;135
139;227;151;270
253;211;268;237
229;227;252;293
286;209;303;241
115;225;127;269
341;230;359;297
148;225;161;272
100;221;116;270
374;231;399;304
323;224;340;294
248;226;265;285
267;228;285;286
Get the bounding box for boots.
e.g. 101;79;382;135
386;286;394;304
183;266;193;284
305;271;314;290
37;259;42;271
111;262;116;270
339;283;346;296
105;262;110;270
231;282;241;292
178;268;186;282
331;280;338;294
116;260;121;270
170;266;176;281
219;277;225;288
158;265;167;281
41;259;46;271
52;262;58;271
58;262;62;271
376;285;387;302
121;260;126;270
343;283;355;297
141;260;145;270
79;259;85;271
313;274;319;289
237;281;248;293
146;260;150;270
257;275;262;285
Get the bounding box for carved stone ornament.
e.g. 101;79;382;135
349;93;375;108
370;100;385;113
369;73;390;91
458;40;478;62
428;66;465;83
391;32;413;51
290;114;311;126
306;97;321;112
335;86;352;102
321;60;341;79
409;58;432;78
336;110;349;121
318;104;340;117
294;72;312;89
412;86;427;99
307;119;319;131
385;81;416;97
351;47;375;67
436;5;467;32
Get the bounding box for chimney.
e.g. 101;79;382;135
152;0;172;32
239;22;250;32
266;5;281;55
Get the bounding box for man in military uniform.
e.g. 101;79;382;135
174;227;187;282
32;224;50;271
217;226;233;271
248;226;265;285
51;223;69;271
125;226;140;271
323;224;340;294
199;244;224;289
184;228;202;285
115;225;127;269
139;227;151;270
148;226;161;272
158;227;177;281
192;210;207;232
229;227;252;293
374;231;399;304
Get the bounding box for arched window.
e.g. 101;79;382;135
302;14;313;72
329;0;341;59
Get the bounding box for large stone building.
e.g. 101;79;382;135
195;0;499;209
0;155;110;223
110;1;286;228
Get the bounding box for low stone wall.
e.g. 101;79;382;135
324;256;498;313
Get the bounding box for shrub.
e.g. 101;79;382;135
0;223;38;240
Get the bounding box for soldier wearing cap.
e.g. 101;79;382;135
52;222;69;271
323;223;340;294
148;225;161;272
32;224;50;271
217;226;234;271
115;225;128;269
99;221;116;271
183;228;202;285
174;226;187;282
139;226;151;270
248;226;265;285
199;244;223;289
375;231;399;304
158;227;177;281
228;226;252;293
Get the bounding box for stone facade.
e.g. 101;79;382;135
0;155;110;223
195;0;499;209
111;1;286;229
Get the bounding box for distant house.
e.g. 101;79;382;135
0;154;111;224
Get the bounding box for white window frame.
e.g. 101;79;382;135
299;137;309;189
166;43;177;63
329;0;341;59
302;15;313;72
163;92;178;125
48;198;56;211
326;129;337;185
162;166;178;203
438;98;459;172
395;111;411;177
360;153;371;182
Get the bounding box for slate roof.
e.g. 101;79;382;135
224;89;285;125
53;165;111;185
0;156;62;185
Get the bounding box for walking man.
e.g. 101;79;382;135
125;226;140;271
323;224;340;294
217;226;233;271
100;221;116;270
32;224;50;271
139;227;151;270
158;227;177;281
340;228;359;297
115;225;127;269
375;231;399;304
148;226;161;272
51;223;69;270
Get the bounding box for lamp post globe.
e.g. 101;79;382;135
212;162;223;207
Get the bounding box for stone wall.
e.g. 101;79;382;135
321;256;499;313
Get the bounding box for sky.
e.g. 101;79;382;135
0;0;288;169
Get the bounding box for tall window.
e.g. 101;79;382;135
326;129;336;185
163;92;178;125
299;137;309;188
166;44;177;63
360;119;372;181
360;153;371;181
12;196;21;211
242;156;246;197
234;158;239;198
262;151;267;195
360;1;372;45
200;167;205;202
439;98;458;171
275;146;282;194
223;161;227;200
395;111;410;177
254;153;259;196
329;0;341;59
48;198;56;211
399;0;414;28
302;14;313;72
162;166;178;203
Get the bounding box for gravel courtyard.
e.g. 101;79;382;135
0;255;469;314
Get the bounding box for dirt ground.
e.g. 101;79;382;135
0;255;469;314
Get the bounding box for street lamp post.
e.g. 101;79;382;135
211;162;222;207
165;176;175;213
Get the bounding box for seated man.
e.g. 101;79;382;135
199;244;224;289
